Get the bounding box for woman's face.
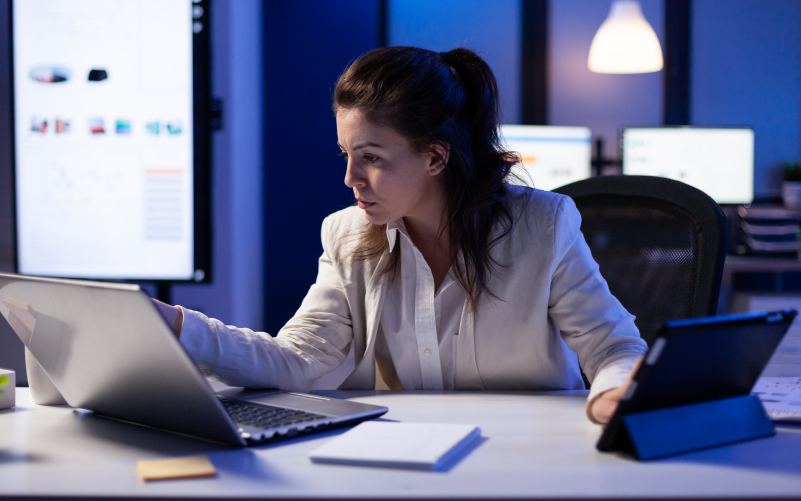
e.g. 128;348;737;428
336;109;446;226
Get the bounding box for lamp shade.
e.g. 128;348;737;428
588;0;663;74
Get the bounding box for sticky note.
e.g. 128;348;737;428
137;455;216;481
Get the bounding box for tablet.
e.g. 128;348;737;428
597;309;797;453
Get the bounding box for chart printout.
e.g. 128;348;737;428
13;0;194;279
622;128;754;205
500;125;592;192
748;296;801;422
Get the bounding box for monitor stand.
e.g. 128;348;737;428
156;281;172;304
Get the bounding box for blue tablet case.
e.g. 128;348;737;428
597;310;796;460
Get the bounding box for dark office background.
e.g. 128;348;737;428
0;0;799;383
254;0;800;335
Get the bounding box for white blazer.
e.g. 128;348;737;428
179;186;647;406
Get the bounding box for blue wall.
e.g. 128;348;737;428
388;0;522;124
691;0;801;197
0;0;24;382
172;0;265;331
261;1;380;334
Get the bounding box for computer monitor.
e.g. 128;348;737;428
11;0;211;281
500;125;592;192
622;127;755;205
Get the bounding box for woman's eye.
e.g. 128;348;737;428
338;151;378;163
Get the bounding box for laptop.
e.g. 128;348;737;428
597;309;797;455
0;272;387;446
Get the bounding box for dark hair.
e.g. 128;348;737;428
333;46;519;310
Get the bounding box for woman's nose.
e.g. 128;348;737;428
344;161;367;189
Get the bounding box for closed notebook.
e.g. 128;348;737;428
309;421;481;470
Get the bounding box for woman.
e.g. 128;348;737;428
155;47;647;424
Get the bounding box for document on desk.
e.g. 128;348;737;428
748;296;801;421
309;421;481;471
752;377;801;421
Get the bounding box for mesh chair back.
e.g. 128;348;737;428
553;176;727;345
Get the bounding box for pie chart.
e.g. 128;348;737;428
29;66;71;83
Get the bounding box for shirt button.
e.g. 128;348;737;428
424;348;432;356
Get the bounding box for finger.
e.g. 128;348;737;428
606;357;643;403
602;384;626;401
591;395;618;424
626;357;644;383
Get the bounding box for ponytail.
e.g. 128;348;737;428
439;49;500;156
334;46;519;311
438;48;510;210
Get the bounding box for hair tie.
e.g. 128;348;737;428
439;51;458;76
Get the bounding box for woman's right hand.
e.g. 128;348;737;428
589;357;643;424
150;298;184;338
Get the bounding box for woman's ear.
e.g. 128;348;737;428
427;142;450;176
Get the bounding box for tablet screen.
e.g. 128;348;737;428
618;310;796;416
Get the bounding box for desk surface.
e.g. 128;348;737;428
1;388;801;500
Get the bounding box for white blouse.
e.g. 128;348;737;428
375;218;465;391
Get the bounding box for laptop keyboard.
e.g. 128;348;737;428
220;398;328;430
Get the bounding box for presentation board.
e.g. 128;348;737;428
12;0;211;281
500;125;592;192
622;127;754;205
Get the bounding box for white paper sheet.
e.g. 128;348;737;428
746;296;801;421
752;377;801;420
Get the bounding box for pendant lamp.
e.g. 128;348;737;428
588;0;663;74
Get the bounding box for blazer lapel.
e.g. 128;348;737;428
454;300;484;390
338;251;390;390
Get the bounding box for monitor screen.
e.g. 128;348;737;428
500;125;592;192
622;127;755;204
12;0;200;280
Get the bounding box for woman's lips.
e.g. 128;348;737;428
357;200;376;209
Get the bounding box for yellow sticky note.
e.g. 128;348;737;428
137;455;216;481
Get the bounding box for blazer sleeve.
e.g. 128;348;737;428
177;216;354;392
546;196;648;413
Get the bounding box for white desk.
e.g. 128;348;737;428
1;388;801;499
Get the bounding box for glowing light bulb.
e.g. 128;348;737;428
588;0;664;74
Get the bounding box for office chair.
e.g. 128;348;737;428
553;175;727;347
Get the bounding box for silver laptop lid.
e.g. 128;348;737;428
0;273;246;446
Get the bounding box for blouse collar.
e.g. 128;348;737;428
385;218;408;253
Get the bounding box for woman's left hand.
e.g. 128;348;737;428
151;298;184;338
589;357;643;424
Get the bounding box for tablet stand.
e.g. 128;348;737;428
604;395;775;460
